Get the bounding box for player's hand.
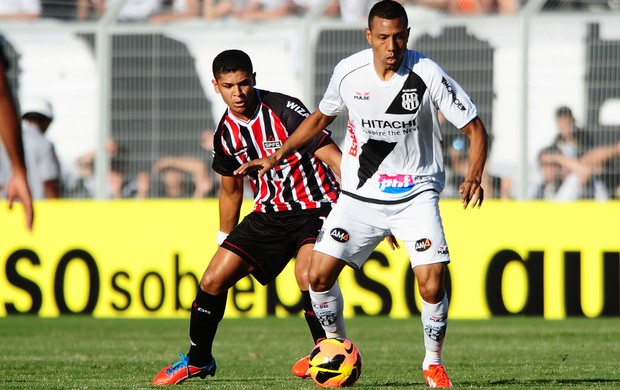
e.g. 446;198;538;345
6;171;34;232
234;155;279;177
459;178;484;209
385;234;400;250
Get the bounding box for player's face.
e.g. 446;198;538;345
556;115;575;139
212;71;257;120
366;16;409;78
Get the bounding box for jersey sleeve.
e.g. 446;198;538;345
269;92;335;157
276;94;310;131
211;125;239;177
424;58;478;129
318;61;348;117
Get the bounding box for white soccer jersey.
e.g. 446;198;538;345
319;48;478;203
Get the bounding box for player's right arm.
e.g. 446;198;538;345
234;109;336;177
218;174;244;234
458;117;488;209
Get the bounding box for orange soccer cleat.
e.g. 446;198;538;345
152;353;216;385
291;355;311;378
423;364;453;388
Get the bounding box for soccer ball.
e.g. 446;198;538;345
308;338;362;388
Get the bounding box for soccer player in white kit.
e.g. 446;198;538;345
236;1;488;387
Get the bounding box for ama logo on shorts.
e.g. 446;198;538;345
415;238;432;252
330;228;350;243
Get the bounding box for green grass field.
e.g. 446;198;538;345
1;316;619;389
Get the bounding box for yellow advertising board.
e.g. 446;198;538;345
1;200;618;319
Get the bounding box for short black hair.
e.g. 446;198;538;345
368;0;408;30
555;106;573;119
212;49;253;79
538;144;561;161
22;112;51;122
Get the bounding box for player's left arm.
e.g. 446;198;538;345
218;175;244;234
459;116;489;209
314;143;342;178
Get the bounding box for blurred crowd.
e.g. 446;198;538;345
0;0;526;23
0;95;222;200
4;0;619;23
68;130;221;199
5;96;619;202
2;1;619;201
529;106;620;201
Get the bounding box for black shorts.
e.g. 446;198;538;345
221;204;332;285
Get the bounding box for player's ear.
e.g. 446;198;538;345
251;72;257;86
212;79;220;94
365;28;372;45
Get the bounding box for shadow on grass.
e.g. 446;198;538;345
353;378;620;388
460;378;620;387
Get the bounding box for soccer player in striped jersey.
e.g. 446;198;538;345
236;1;489;387
153;49;343;385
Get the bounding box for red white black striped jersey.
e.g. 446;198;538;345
212;89;340;213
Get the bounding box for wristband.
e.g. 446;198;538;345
216;230;228;246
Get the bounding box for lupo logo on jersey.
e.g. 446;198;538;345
330;228;350;243
378;174;415;194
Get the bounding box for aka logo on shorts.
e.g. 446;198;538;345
330;227;350;243
415;238;432;252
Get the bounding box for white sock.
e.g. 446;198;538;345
421;294;449;370
309;282;347;339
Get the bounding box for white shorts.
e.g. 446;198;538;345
314;190;450;269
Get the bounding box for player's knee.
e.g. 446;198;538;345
200;273;227;296
418;281;445;303
308;270;336;292
294;268;310;290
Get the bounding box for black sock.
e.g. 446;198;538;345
302;290;326;344
186;288;227;367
